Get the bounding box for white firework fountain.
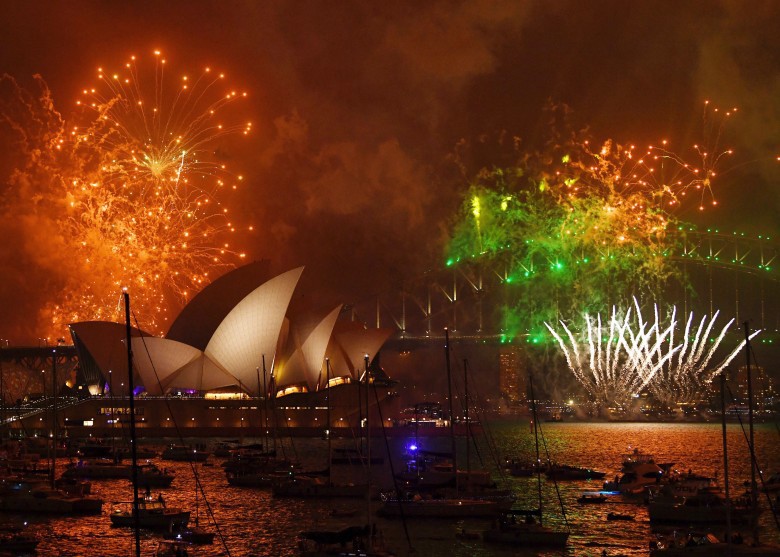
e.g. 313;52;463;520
544;298;760;408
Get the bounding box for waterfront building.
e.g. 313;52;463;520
6;263;399;438
498;346;526;413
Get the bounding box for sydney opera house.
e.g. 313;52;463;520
52;261;399;438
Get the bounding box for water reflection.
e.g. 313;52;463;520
1;421;777;556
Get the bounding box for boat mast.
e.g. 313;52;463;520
262;355;271;453
364;355;372;542
529;372;543;526
444;328;458;494
464;359;470;488
744;321;758;544
326;358;332;486
255;366;262;440
50;347;57;490
123;291;141;557
720;371;732;546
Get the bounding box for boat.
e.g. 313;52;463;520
545;463;606;480
212;440;262;458
162;444;210;462
577;492;608;504
156;539;196;557
650;532;780;556
225;454;296;488
606;511;634;521
483;510;570;547
61;459;175;487
330;447;384;466
481;371;569;549
649;355;780;554
272;472;374;499
377;348;510;519
395;447;495;489
164;525;215;545
646;472;719;501
377;490;502;518
0;526;39;553
298;525;394;556
604;461;665;494
504;458;544;477
111;292;190;542
622;447;673;471
0;477;103;514
648;488;757;525
110;493;190;530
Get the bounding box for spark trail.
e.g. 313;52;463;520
545;298;759;407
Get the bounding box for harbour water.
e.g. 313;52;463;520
3;420;779;556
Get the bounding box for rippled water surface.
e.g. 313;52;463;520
3;421;779;556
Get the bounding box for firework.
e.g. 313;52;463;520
545;298;759;407
446;103;737;340
0;51;252;338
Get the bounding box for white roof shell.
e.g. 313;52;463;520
131;337;238;395
278;305;342;389
205;267;303;395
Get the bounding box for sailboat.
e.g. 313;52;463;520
482;371;569;548
109;292;190;534
164;479;216;545
0;347;103;515
378;331;509;518
298;358;395;557
650;325;780;556
273;359;375;499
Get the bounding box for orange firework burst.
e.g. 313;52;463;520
561;101;735;212
538;102;737;256
47;50;253;334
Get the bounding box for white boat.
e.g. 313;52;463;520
110;494;190;530
603;460;665;494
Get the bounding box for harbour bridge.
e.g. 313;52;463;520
349;228;780;351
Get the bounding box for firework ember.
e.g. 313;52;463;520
0;51;252;337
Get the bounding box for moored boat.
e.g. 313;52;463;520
61;459;175;487
377;490;503;518
648;487;758;525
0;526;39;553
482;510;569;548
272;474;375;499
0;478;103;514
162;444;210;462
577;492;608;504
164;525;216;545
545;463;606;480
110;493;190;530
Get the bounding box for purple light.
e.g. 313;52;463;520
408;444;418;452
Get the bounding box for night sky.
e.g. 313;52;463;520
1;0;778;344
